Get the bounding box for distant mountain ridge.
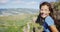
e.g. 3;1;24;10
0;8;39;16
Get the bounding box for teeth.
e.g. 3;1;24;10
41;14;46;16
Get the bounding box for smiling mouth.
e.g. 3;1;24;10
41;13;47;17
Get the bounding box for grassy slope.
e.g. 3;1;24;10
0;14;38;32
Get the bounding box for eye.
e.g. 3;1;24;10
45;9;49;11
40;9;43;11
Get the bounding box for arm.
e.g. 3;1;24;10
45;16;59;32
49;25;59;32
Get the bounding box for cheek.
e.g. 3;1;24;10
44;13;50;17
46;11;50;15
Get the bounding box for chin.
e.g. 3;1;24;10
41;16;46;18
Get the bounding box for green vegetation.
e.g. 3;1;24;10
51;0;60;31
0;14;43;32
54;1;60;31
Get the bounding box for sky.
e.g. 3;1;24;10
0;0;56;9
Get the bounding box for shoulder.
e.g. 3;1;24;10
45;16;55;26
45;16;54;22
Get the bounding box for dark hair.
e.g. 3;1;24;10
36;2;54;24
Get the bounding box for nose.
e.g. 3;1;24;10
40;10;45;13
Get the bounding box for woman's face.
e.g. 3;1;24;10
40;5;50;18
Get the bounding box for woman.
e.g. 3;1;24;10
36;2;58;32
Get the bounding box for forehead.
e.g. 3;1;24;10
41;5;49;9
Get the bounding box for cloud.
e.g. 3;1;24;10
11;0;38;6
26;1;38;5
11;0;25;4
0;0;8;4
